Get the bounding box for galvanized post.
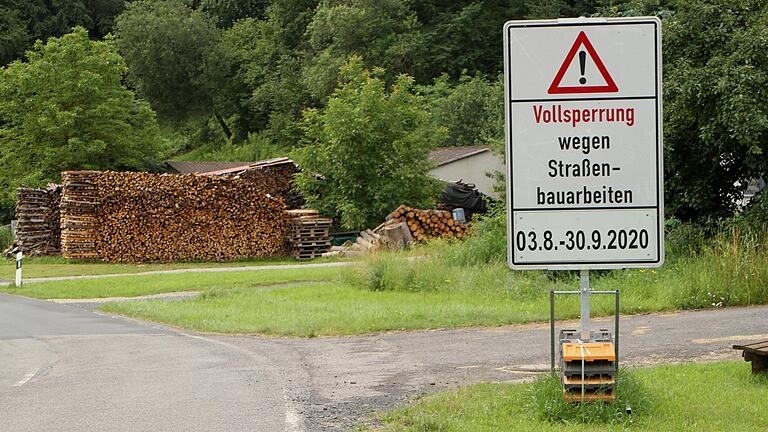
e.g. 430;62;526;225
15;251;22;287
550;290;555;374
580;270;590;341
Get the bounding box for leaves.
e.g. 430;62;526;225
0;27;160;208
663;0;768;220
292;57;442;230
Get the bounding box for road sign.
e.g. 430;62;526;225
503;17;663;270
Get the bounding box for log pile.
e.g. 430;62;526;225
60;171;100;259
287;209;332;260
13;186;62;256
321;225;403;258
386;205;466;241
237;162;304;210
59;171;289;262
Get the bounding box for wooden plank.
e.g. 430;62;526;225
733;340;768;352
562;343;616;363
563;388;615;402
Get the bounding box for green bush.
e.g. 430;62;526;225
730;191;768;231
664;217;712;259
176;131;286;162
292;56;442;230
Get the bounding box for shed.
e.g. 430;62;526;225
428;146;504;197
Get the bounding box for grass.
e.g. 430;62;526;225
531;370;650;424
0;255;346;280
100;281;537;336
92;230;768;337
0;266;347;299
370;361;768;431
355;226;768;313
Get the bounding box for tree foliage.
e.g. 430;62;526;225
423;75;504;148
213;15;308;145
0;27;160;208
292;57;442;230
663;0;768;220
0;0;126;65
115;0;220;120
200;0;270;27
303;0;424;100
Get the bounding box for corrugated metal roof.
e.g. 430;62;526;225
165;161;253;174
429;146;490;167
166;158;294;175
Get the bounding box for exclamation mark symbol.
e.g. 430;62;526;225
578;51;587;85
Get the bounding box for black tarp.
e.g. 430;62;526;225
438;181;490;219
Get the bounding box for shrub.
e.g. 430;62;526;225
292;56;442;230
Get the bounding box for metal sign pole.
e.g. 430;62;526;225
15;251;23;287
580;270;590;341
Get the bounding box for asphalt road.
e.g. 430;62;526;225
1;292;766;431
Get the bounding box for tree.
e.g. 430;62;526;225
0;5;30;65
302;0;425;100
200;0;270;27
115;0;220;122
0;27;160;209
663;0;768;220
213;16;310;145
423;74;504;148
0;0;127;66
414;0;525;80
292;57;442;230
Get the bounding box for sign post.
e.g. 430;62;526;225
504;16;663;399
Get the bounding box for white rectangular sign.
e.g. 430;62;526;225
504;17;664;270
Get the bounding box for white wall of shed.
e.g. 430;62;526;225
428;151;505;197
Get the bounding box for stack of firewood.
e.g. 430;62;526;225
386;205;466;241
287;209;332;260
60;171;101;259
237;163;304;209
13;186;61;256
59;171;289;262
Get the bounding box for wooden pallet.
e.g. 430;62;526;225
734;340;768;373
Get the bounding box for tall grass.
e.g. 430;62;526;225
531;369;651;424
351;208;768;314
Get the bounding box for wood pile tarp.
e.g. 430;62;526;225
60;171;289;262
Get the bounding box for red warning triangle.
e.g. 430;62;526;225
548;31;618;94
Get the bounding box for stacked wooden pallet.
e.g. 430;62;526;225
287;210;332;260
14;186;61;256
559;329;617;401
386;205;466;242
60;171;100;260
